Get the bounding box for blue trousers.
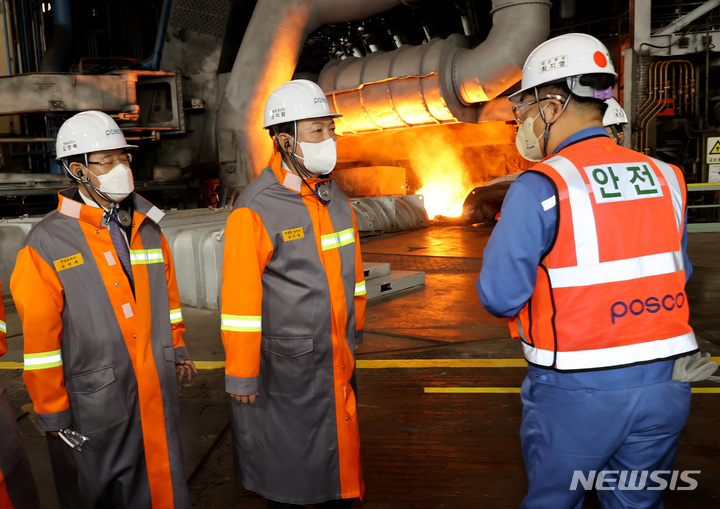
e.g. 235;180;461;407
520;361;691;509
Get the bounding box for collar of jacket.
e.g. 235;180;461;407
57;187;166;227
272;161;331;198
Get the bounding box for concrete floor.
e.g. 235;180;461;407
2;225;719;508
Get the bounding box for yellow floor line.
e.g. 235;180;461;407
425;387;521;393
194;361;226;370
3;358;720;372
425;387;720;394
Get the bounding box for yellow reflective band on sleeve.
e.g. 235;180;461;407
321;228;355;251
129;249;164;265
169;308;183;324
0;320;5;333
23;349;63;371
354;281;367;296
221;314;262;332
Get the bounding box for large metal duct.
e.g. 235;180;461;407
40;0;73;72
318;0;551;134
215;0;404;191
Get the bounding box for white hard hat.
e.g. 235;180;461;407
509;33;617;103
603;98;628;126
56;110;137;160
263;79;342;129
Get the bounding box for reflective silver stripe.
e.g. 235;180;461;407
522;342;554;366
169;308;183;324
652;158;684;233
129;249;164;265
524;331;697;370
282;172;302;192
59;198;81;219
122;303;134;319
23;349;63;370
354;281;366;296
548;250;684;288
104;251;116;266
0;320;5;333
221;314;262;332
541;195;557;211
145;206;166;224
321;228;355;251
544;155;600;265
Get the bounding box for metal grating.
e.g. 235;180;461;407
169;0;232;38
362;253;482;274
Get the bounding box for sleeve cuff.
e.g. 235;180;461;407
34;407;72;432
174;346;190;363
225;374;259;395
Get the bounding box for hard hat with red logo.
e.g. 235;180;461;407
509;33;617;103
263;79;342;129
55;110;137;159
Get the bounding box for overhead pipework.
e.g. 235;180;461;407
318;0;551;135
214;0;405;192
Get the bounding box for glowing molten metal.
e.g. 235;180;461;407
410;132;472;219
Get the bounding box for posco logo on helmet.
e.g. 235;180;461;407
314;97;328;105
611;293;686;324
105;128;122;136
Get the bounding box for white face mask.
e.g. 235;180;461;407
91;163;134;202
295;138;337;175
515;107;547;162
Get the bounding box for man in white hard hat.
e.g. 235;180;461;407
477;34;713;507
603;97;628;144
221;79;366;508
10;110;197;508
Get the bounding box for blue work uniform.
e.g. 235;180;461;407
477;127;693;509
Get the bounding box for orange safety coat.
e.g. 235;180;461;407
0;282;40;509
512;137;697;370
221;162;366;504
10;189;191;508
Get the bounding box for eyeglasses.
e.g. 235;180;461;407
512;94;565;124
88;153;133;167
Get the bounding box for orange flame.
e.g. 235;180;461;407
409;131;472;218
416;174;471;218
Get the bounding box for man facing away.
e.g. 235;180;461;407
11;110;197;508
478;33;712;508
221;79;367;508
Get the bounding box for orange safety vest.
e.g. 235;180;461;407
512;137;697;371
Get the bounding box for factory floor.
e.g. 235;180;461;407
2;225;719;508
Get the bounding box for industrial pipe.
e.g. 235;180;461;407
1;0;12;74
215;0;404;190
140;0;173;70
317;0;551;134
453;0;552;104
40;0;72;72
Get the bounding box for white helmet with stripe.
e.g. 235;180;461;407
263;79;342;129
56;110;137;160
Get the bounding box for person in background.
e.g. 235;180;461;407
477;33;715;508
221;79;366;508
0;280;40;509
603;97;628;145
11;110;197;508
